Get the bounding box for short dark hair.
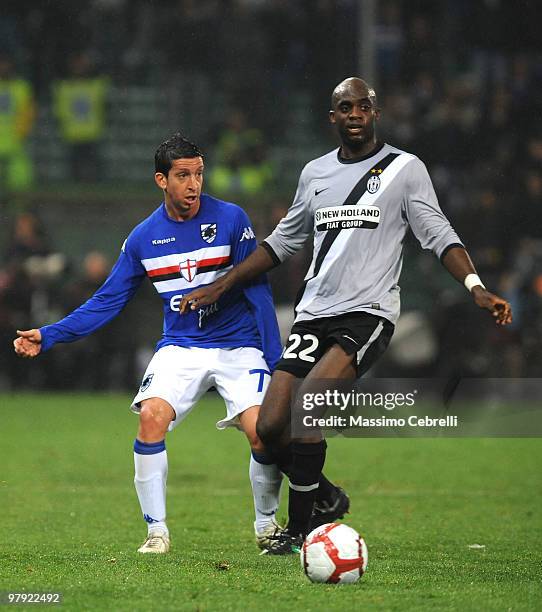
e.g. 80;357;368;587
154;133;204;175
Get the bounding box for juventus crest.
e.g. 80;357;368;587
200;223;217;244
367;175;381;194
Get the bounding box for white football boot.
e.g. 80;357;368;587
255;520;284;550
137;528;170;554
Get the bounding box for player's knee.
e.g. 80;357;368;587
256;417;282;447
138;399;173;439
246;430;266;453
241;416;266;452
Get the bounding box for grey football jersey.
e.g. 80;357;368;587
264;143;463;325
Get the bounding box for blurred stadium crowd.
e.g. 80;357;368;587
1;0;541;389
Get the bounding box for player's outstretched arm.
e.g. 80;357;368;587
13;329;42;358
180;245;276;312
441;247;512;326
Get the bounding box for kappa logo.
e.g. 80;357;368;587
240;227;256;241
140;373;154;392
200;223;217;243
367;175;381;194
179;258;197;282
152;237;176;246
143;514;159;524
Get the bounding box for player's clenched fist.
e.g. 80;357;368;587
13;329;42;358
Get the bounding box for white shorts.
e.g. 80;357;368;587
131;345;272;431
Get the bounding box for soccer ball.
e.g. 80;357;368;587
300;523;368;584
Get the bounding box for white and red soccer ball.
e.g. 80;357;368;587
300;523;368;584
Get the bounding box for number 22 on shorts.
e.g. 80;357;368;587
282;333;319;362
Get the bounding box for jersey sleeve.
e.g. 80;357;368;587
39;237;146;352
232;208;283;371
262;167;313;262
403;157;464;260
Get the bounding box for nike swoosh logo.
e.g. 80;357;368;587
342;334;358;345
315;187;329;196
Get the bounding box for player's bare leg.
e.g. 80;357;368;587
281;345;354;541
256;362;352;553
238;406;284;549
134;397;175;553
294;345;354;532
256;371;295;448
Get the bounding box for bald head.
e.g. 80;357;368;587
329;77;380;158
331;77;378;110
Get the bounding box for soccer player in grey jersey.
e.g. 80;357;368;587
265;141;460;326
181;77;513;554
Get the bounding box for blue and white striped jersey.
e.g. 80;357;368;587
40;194;282;370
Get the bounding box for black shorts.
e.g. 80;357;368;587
275;311;394;378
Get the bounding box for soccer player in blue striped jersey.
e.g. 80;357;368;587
14;133;289;553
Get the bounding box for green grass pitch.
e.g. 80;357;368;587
1;393;541;611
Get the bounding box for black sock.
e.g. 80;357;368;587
270;444;335;503
270;442;293;477
315;472;336;503
287;440;327;537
